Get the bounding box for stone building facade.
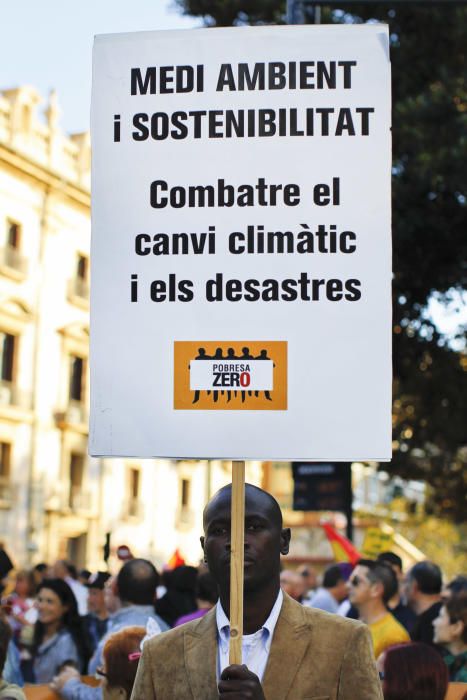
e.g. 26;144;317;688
0;85;263;571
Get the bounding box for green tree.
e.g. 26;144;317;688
176;1;467;519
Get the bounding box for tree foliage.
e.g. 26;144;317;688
176;0;467;520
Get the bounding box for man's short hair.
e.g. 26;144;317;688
203;483;283;530
116;558;160;606
0;613;12;674
358;558;398;603
323;564;345;589
377;551;403;571
408;561;442;595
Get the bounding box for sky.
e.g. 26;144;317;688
0;0;199;134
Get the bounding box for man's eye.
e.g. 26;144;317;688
247;522;262;531
212;526;227;535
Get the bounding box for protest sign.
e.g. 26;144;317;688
90;25;392;460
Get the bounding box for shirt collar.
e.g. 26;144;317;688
216;589;283;649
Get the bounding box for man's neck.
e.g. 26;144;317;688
388;593;401;609
414;594;441;615
219;581;281;635
359;600;388;625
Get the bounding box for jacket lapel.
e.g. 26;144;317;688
262;594;312;700
184;608;219;699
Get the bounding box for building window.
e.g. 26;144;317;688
127;468;141;517
69;254;90;302
77;254;88;281
1;220;27;276
181;478;191;508
69;453;85;509
0;442;11;502
0;333;16;383
7;221;21;249
69;355;85;402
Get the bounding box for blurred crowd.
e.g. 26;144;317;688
280;556;467;699
0;545;465;700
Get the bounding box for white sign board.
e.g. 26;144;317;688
90;25;392;461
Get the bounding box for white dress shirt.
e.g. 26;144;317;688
216;589;283;682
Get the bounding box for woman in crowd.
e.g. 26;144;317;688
32;578;89;683
155;566;198;627
98;626;146;700
434;591;467;682
379;642;448;700
0;613;25;700
174;571;218;626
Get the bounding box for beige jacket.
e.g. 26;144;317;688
131;594;383;700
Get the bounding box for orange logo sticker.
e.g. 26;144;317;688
174;341;287;410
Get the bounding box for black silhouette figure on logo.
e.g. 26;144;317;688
225;347;238;402
212;347;224;402
240;347;254;402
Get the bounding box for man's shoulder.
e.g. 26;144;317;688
145;607;215;653
282;594;365;636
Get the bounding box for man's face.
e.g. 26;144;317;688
347;565;376;608
87;587;105;615
201;487;290;594
334;578;349;603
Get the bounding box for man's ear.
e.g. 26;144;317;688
280;528;291;555
200;536;207;563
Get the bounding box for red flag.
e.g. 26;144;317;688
166;548;185;570
321;522;361;566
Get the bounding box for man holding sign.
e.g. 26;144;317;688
131;484;382;699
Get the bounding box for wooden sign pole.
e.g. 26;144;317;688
229;460;245;665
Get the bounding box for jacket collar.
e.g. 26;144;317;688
262;593;313;699
183;593;312;700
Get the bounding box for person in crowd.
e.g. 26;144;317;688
102;576;120;618
0;614;25;700
53;562;89;617
98;627;146;700
347;559;410;658
131;483;383;699
307;564;349;614
32;564;49;588
0;609;23;688
377;642;448;700
83;573;111;654
32;578;89;683
433;590;467;682
442;575;467;602
0;551;14;603
296;564;318;603
377;552;417;634
54;559;169;700
78;571;92;587
405;561;443;645
2;570;37;644
279;569;307;602
174;571;218;626
155;566;198;627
